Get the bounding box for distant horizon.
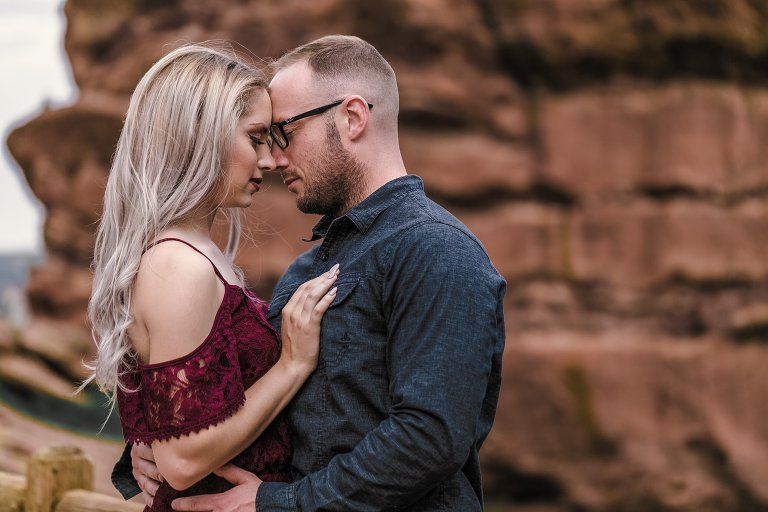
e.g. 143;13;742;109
0;0;76;255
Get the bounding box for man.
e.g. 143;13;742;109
117;35;506;511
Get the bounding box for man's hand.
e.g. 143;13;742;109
171;464;263;511
131;443;162;507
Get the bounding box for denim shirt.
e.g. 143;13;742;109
113;175;506;511
257;176;506;511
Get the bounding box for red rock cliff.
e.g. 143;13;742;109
5;0;768;510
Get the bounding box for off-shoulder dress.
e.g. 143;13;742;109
115;238;291;511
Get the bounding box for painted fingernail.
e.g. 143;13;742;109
328;286;338;294
327;263;340;278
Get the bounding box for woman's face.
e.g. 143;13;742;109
220;89;275;209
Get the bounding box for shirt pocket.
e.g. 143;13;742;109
318;275;359;368
266;275;360;368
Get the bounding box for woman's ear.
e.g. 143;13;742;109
342;96;370;141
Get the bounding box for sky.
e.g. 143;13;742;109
0;0;76;255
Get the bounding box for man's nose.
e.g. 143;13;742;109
269;144;289;171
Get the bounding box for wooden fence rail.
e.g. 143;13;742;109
0;445;142;512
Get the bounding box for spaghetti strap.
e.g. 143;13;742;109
146;237;229;285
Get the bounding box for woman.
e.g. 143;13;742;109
84;43;337;511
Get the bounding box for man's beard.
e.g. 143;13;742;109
297;121;366;217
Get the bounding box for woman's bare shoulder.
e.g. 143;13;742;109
132;241;225;364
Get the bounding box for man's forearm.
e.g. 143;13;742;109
257;410;476;511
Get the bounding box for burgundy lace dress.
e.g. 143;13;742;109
115;238;292;511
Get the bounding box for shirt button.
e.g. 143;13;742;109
320;253;329;262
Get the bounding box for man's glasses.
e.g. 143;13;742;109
269;99;374;149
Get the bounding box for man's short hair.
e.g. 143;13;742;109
272;35;399;119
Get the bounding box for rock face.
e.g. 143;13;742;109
4;0;768;510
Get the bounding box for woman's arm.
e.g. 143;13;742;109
151;354;311;490
132;244;338;490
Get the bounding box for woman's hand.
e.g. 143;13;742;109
131;443;162;507
279;264;339;375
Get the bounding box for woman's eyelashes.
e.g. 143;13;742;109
249;133;266;146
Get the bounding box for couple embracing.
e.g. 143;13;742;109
86;35;506;512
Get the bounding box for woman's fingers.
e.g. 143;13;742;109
133;442;155;462
142;475;160;497
312;286;337;319
325;263;340;278
141;490;154;508
300;265;339;318
131;443;162;493
284;265;339;324
278;266;340;370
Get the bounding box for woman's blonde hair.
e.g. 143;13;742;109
84;42;266;401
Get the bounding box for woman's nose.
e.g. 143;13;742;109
258;146;276;172
268;145;289;172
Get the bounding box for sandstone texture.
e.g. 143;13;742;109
4;0;768;510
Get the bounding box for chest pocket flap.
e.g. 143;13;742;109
267;274;360;324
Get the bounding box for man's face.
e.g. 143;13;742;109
269;62;364;216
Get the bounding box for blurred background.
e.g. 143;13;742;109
1;0;767;510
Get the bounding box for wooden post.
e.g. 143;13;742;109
56;489;144;512
26;446;94;512
0;471;26;512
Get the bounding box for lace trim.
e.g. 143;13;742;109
123;392;245;445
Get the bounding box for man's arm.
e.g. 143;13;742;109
257;222;505;511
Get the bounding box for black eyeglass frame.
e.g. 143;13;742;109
269;99;374;149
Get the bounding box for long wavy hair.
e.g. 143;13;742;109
83;43;266;401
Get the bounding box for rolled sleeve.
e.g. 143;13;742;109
257;481;296;511
112;443;142;500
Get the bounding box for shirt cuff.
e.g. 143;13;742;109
256;481;295;511
111;443;141;500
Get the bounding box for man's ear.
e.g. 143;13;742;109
342;96;370;141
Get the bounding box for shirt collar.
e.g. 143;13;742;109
304;175;423;242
